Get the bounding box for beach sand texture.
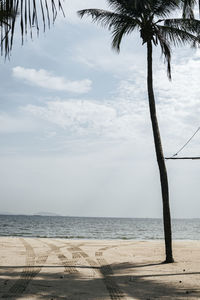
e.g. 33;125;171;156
0;238;200;299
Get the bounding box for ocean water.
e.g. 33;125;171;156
0;215;199;240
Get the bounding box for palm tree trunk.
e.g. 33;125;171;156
147;40;174;263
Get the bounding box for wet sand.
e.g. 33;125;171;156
0;237;200;299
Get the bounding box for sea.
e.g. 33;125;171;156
0;215;200;240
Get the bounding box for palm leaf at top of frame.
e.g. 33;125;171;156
165;126;200;160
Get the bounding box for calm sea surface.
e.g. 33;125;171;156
0;215;199;240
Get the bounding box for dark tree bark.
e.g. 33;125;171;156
147;41;174;263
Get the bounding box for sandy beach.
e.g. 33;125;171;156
0;238;200;299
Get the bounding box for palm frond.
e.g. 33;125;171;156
0;0;18;57
165;18;200;34
78;8;140;31
157;24;200;47
111;19;139;51
156;29;172;79
181;0;196;18
0;0;64;58
0;1;15;23
107;0;180;18
107;0;150;18
78;8;140;52
149;0;180;17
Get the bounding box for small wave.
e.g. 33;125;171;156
1;215;200;240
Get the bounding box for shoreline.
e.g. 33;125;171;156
0;235;200;243
1;237;200;299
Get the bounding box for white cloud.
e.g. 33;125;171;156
9;49;200;159
117;49;200;155
21;49;200;156
23;97;149;141
12;66;92;94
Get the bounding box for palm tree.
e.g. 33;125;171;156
0;0;64;57
78;0;200;263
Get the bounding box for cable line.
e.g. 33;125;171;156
165;126;200;160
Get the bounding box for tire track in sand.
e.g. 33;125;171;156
95;245;125;300
2;238;49;298
67;245;99;275
43;241;78;274
47;241;99;276
67;243;126;300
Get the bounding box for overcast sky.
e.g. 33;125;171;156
0;0;200;218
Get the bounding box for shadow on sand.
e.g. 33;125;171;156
0;260;200;299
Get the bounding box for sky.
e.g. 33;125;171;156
0;0;200;218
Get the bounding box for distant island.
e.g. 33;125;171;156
0;211;13;215
0;212;61;217
33;212;61;217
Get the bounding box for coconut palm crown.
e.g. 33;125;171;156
0;0;64;57
78;0;200;263
78;0;200;79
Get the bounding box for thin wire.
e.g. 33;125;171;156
171;126;200;158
